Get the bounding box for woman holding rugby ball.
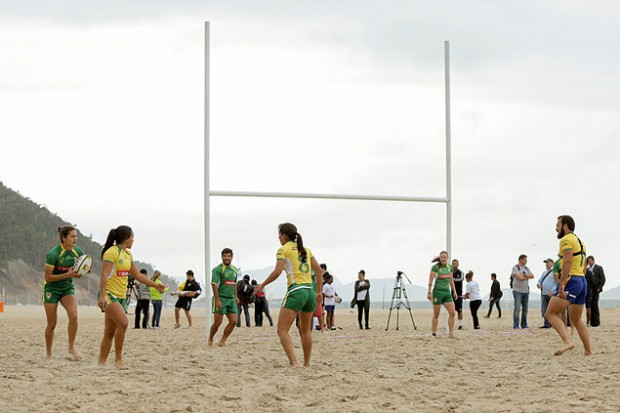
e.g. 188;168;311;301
428;251;458;338
97;225;166;368
254;223;323;367
43;225;85;360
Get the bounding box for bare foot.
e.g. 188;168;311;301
584;350;592;356
218;341;226;347
554;343;575;356
68;348;81;361
46;353;53;360
207;340;213;347
113;360;128;369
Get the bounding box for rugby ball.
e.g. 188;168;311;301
72;255;92;276
335;296;342;304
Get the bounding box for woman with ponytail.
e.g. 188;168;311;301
254;223;323;367
43;226;84;360
428;251;458;338
97;225;166;368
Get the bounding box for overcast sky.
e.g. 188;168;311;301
1;1;618;296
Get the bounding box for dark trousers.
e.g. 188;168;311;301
356;300;369;328
591;289;602;327
487;298;501;317
151;300;163;327
540;295;551;327
470;300;482;328
237;303;250;327
263;301;273;326
135;299;150;328
254;299;265;326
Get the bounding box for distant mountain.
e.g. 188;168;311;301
0;181;177;305
601;286;620;300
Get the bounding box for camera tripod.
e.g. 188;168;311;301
125;278;139;315
385;271;417;331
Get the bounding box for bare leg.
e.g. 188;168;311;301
43;303;58;359
545;297;574;356
444;302;456;338
174;307;181;327
59;295;80;360
431;305;441;335
208;313;223;346
185;310;192;327
298;311;314;367
569;304;591;355
98;302;128;367
277;308;300;366
218;313;238;347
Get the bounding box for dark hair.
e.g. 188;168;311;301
186;270;194;277
325;274;333;282
58;226;76;243
491;273;497;279
587;255;594;261
139;269;147;274
278;222;307;262
452;259;459;265
101;225;132;258
465;271;474;279
320;263;327;270
221;248;233;256
251;279;257;285
151;270;161;281
518;254;527;261
558;215;575;232
358;270;365;276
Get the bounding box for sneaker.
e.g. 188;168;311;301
365;326;371;330
522;325;530;329
174;323;181;329
458;326;464;330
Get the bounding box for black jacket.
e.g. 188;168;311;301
490;279;502;300
591;264;606;291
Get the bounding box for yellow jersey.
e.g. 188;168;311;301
276;241;314;288
558;232;586;278
102;246;133;298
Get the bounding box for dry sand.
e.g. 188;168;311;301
1;304;619;413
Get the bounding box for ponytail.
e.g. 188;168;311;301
58;225;76;243
278;222;307;263
101;225;133;258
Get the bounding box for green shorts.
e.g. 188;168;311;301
43;283;75;304
432;289;453;305
282;285;316;313
98;291;128;312
214;296;238;314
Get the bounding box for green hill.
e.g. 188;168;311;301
0;181;177;305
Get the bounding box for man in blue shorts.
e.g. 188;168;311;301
545;215;592;356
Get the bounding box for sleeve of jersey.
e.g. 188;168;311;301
45;248;58;267
211;267;220;285
102;248;116;264
430;264;438;273
560;237;574;253
276;247;285;261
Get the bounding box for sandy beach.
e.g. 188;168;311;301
1;304;619;413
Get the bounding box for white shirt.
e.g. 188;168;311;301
323;283;336;306
465;280;481;301
356;281;368;301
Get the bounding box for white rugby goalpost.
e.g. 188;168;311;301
202;22;453;336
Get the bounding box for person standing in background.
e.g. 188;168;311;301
352;270;371;330
149;270;168;329
134;269;151;329
452;259;465;330
586;256;605;327
536;259;556;329
511;254;534;329
464;271;482;329
485;273;502;318
173;270;202;329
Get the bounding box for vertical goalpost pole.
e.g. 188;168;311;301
444;40;452;257
204;21;212;338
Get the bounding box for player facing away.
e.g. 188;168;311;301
208;248;239;347
254;223;323;367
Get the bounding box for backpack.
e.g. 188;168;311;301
237;280;255;303
509;274;514;289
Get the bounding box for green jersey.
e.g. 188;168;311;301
431;263;453;291
44;244;84;291
211;264;238;298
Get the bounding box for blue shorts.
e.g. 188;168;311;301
560;276;587;305
325;305;335;312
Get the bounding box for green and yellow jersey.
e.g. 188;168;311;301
102;246;133;298
277;241;314;288
431;263;453;291
44;245;83;291
211;264;238;298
